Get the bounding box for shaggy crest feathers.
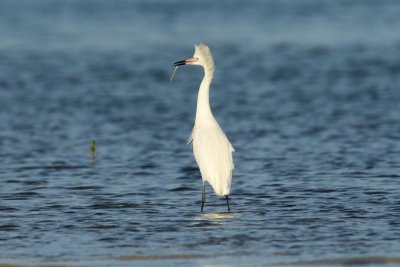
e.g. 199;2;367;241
194;43;215;74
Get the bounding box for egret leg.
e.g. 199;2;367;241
201;182;206;212
225;195;231;212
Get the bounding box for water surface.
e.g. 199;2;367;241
0;0;400;266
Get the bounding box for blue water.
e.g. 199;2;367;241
1;1;400;266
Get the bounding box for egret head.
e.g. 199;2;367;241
174;43;215;74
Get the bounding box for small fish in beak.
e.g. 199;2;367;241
170;66;179;81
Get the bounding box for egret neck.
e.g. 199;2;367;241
195;67;214;125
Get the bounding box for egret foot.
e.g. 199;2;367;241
201;182;206;212
225;195;230;212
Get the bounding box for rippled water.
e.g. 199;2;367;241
1;0;400;266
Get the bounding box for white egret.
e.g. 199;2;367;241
174;44;235;212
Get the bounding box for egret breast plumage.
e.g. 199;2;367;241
174;44;235;212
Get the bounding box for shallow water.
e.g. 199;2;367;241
1;0;400;266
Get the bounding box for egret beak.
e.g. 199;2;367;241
174;58;196;66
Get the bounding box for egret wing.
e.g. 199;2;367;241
191;122;234;196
